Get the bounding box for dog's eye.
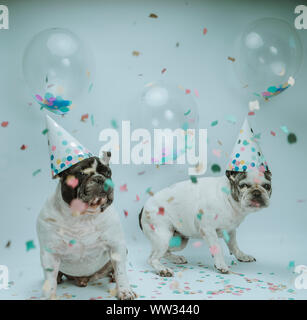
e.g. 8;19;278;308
263;184;271;191
239;183;249;189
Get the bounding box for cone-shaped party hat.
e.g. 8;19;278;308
46;115;93;178
227;118;269;172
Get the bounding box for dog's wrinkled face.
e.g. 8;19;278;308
58;152;113;215
226;169;272;212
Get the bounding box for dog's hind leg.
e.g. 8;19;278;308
145;225;174;277
163;232;189;264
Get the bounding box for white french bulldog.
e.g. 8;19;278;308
139;169;272;276
37;152;136;300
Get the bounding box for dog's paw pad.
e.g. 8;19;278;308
117;289;137;300
237;254;256;262
214;264;230;274
158;268;174;277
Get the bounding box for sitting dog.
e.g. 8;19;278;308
37;152;136;300
139;169;272;276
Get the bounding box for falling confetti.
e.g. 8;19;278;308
90;114;94;126
287;133;297;144
135;194;140;202
169;236;182;248
288;261;295;269
190;176;197;183
5;241;11;248
211;120;218;127
32;169;41;177
69;239;76;247
226;115;237;124
88;83;94;93
81;114;89;122
211;164;221;173
149;13;158;18
120;184;128;192
42;128;49;135
280;126;289;134
203;27;208;35
20;144;27;150
270;131;276;136
161;68;167;74
26;240;35;251
228;57;235;62
158;207;165;215
1;121;9;127
103;179;114;191
184;109;191;116
132;51;140;56
185;89;191;94
124;210;128;217
111;119;118;129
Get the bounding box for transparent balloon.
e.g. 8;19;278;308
138;81;199;165
23;28;93;115
234;18;303;100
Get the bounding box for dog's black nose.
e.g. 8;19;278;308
252;189;261;197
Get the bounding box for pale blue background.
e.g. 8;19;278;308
0;0;307;300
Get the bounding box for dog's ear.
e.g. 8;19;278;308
100;151;111;166
225;170;238;181
264;170;272;180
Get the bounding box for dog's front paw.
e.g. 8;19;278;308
158;268;174;277
236;253;256;262
214;263;230;274
117;288;137;300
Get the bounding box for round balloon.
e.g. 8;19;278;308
23;28;93;115
234;18;303;100
139;81;199;165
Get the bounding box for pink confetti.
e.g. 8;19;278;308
66;176;79;189
120;184;128;192
214;214;218;220
20;144;27;150
248;112;255;116
209;245;219;256
203;27;208;35
212;149;221;158
124;210;128;217
135;194;140;202
161;68;167;74
1;121;8;127
193;241;203;248
158;207;165;215
194;89;199;97
270;131;276;136
150;224;155;231
185;89;191;94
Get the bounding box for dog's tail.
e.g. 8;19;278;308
138;207;144;231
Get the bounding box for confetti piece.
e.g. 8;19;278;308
249;100;260;111
103;179;114;191
169;236;182;248
228;57;235;62
81;114;89;122
212;149;221;158
5;241;11;248
185;89;191;94
209;245;219;256
170;281;180;290
161;68;167;74
288;261;295;269
176;42;180;47
135;194;140;202
124;210;128;217
32;169;41;176
111;119;118;129
226;115;237;124
132;50;140;56
222;230;230;243
120;184;128;192
158;207;165;215
287;133;297;144
211;164;221;173
138;170;145;175
214;214;218;220
20;144;27;150
1;121;8;127
150;224;155;231
88;83;93;93
167;196;174;203
211;120;218;127
90;114;94;126
42;128;48;135
149;13;158;18
26;240;35;251
270;131;276;136
280;126;289;134
69;239;76;246
288;76;295;86
193;241;203;248
196;209;204;220
184;109;191;116
146;187;154;196
203;27;208;35
248;112;255;116
66;176;79;189
190;176;197;183
221;187;230;195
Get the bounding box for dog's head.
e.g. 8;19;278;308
57;152;113;215
226;169;272;212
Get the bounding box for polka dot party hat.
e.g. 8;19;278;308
227;118;269;172
46;115;93;178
